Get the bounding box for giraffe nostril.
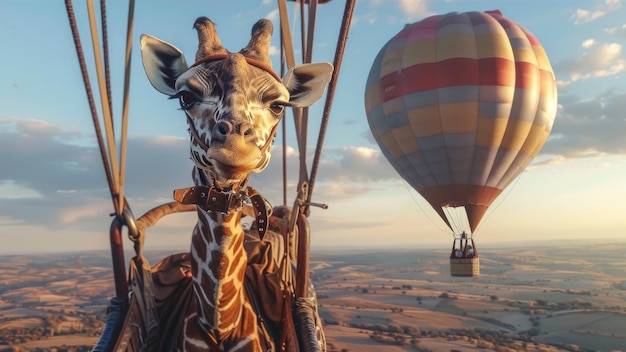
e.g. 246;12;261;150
215;121;232;136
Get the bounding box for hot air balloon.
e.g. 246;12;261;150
364;10;557;277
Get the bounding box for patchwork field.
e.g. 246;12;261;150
1;241;625;351
312;242;626;351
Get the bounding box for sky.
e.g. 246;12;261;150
0;0;625;254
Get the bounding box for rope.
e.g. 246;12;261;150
306;0;356;207
64;0;118;213
66;0;138;223
86;0;120;214
100;0;113;124
402;180;451;235
298;0;306;63
277;0;296;68
298;0;319;212
278;0;309;193
304;0;318;65
118;0;136;215
280;31;288;207
474;173;523;237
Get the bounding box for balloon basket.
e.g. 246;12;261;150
450;256;480;277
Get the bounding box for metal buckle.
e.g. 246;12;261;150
208;188;247;215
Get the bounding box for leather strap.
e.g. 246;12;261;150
173;185;271;239
247;188;271;238
190;54;282;83
173;186;242;214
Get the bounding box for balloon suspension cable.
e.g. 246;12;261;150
85;0;120;214
66;0;136;219
297;0;305;62
402;180;451;235
304;0;318;64
280;30;288;207
99;0;113;122
306;0;356;212
64;0;118;214
277;0;296;68
474;173;524;236
118;0;136;215
278;0;355;215
443;206;472;237
278;0;308;194
442;207;460;235
298;0;319;199
66;0;138;301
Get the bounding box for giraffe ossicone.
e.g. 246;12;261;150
140;16;332;351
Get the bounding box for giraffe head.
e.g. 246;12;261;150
140;17;332;187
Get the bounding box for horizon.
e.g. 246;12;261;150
2;236;625;256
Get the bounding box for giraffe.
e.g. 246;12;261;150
140;17;332;351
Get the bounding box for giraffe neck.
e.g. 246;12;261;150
189;167;249;341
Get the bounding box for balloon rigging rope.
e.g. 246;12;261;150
474;172;523;237
401;180;451;236
444;207;463;235
64;0;117;213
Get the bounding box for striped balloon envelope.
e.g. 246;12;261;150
364;10;557;234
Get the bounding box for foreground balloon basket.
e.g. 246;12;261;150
450;256;480;277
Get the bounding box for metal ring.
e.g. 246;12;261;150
122;207;139;241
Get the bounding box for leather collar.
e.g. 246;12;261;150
173;185;271;239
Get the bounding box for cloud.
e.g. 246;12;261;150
553;41;625;83
266;8;279;22
0;116;401;234
604;23;626;39
250;144;400;203
269;44;280;57
364;0;430;25
541;90;626;159
0;116;191;231
0;180;43;199
573;9;605;23
581;39;595;48
3;88;622;237
398;0;429;19
572;0;622;24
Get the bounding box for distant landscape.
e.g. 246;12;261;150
1;241;626;351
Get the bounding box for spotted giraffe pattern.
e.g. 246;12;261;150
140;15;333;352
176;167;263;352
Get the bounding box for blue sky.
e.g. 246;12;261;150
1;0;625;253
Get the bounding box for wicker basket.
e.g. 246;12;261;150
450;256;480;277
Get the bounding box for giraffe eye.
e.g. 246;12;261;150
177;91;199;110
269;103;285;116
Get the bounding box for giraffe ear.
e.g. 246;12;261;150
140;34;189;96
282;63;334;108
